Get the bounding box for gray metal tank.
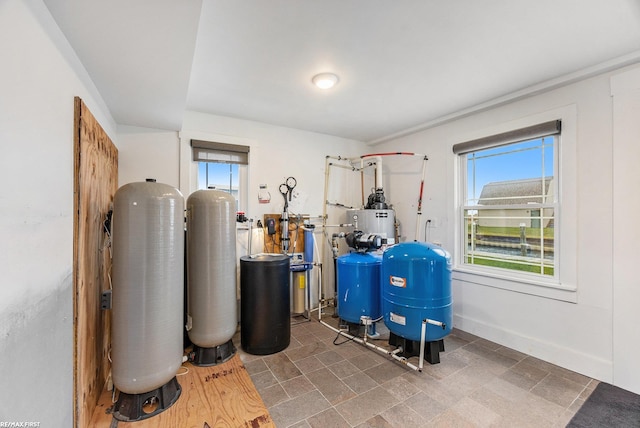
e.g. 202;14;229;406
111;180;185;395
347;209;396;244
186;189;237;349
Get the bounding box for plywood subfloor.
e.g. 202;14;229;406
89;354;274;427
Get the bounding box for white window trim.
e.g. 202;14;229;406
178;131;251;212
462;137;558;279
453;105;578;303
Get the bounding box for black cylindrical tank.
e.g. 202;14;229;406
240;254;290;355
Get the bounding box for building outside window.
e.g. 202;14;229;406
456;121;560;277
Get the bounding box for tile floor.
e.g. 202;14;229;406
234;309;597;428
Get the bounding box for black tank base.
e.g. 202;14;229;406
338;319;380;339
190;340;236;366
338;320;363;336
112;376;181;422
389;332;445;365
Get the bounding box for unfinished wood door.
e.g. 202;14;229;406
73;97;118;427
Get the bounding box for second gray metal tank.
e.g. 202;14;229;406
186;189;237;348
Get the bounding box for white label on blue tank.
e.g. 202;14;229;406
390;312;406;325
390;276;406;288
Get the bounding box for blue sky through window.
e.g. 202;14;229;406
467;137;554;204
197;162;239;192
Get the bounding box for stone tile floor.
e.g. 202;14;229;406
234;309;596;427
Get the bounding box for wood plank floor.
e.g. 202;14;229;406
90;354;274;427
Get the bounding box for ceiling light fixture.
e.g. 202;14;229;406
312;72;339;89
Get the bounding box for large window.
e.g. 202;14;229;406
455;121;560;278
191;139;249;211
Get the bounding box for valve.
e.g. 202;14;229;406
345;230;382;252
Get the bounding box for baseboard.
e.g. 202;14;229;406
454;313;613;383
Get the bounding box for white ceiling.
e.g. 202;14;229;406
44;0;640;143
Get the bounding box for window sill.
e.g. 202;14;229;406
452;265;577;303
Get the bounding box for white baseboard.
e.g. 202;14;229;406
454;313;613;383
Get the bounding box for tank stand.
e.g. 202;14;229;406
112;376;181;422
338;320;381;339
190;339;236;366
389;332;445;364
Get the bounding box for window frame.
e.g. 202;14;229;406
452;106;578;302
191;139;249;212
461;135;559;279
180;136;250;213
197;162;242;206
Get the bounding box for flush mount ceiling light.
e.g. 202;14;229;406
312;72;339;89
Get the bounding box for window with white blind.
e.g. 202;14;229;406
455;121;560;278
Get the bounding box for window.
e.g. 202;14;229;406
455;120;560;278
198;162;239;197
191;139;249;211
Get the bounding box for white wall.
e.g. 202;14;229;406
116;111;369;304
0;0;116;424
179;111;367;219
115;111;370;229
611;67;640;394
117;125;180;188
374;63;640;387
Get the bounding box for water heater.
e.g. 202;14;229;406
346;209;396;244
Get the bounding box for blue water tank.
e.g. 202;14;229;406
381;242;452;342
336;252;382;324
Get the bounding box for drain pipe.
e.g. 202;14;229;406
319;319;422;371
319;311;446;372
319;233;424;370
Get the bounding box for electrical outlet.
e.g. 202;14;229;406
101;290;112;310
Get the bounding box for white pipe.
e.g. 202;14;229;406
419;320;426;371
425;318;446;328
418;318;446;371
319;320;421;371
326;155;350;162
247;219;253;256
322;156;331;300
318;262;323;322
330;163;359;171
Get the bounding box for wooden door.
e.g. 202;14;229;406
73;97;118;427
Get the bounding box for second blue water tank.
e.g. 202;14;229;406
337;252;382;324
381;241;452;342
